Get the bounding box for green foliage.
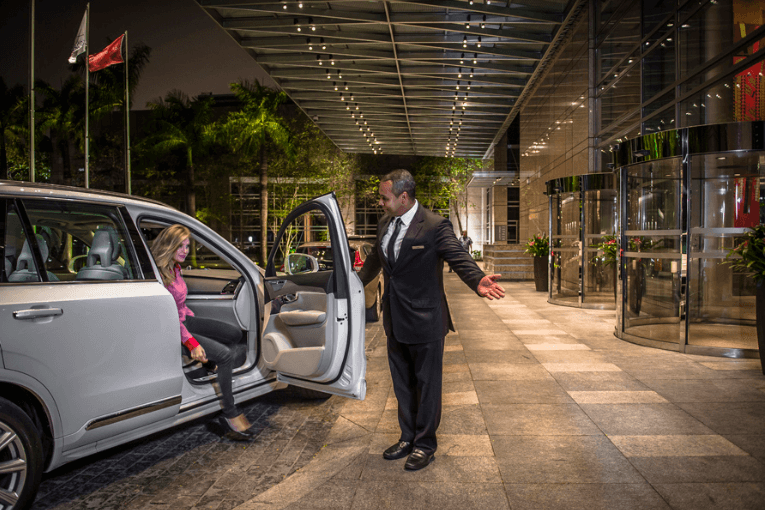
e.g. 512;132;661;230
524;233;549;257
472;249;482;261
724;224;765;283
593;234;618;266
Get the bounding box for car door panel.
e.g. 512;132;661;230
1;282;182;449
264;193;366;399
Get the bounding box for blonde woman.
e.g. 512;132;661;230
152;224;254;439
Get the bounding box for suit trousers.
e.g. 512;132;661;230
387;333;445;455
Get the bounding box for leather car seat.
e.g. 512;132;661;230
76;227;128;280
9;235;60;282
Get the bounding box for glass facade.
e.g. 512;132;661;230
547;173;618;309
614;122;764;357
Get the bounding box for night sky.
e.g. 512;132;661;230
0;0;272;109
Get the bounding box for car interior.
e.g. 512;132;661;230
3;202;136;283
260;208;348;381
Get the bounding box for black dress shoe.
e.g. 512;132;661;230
221;417;255;441
404;448;434;471
383;441;413;460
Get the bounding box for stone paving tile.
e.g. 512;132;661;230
675;402;765;435
608;435;749;457
350;481;510;510
474;380;574;404
525;342;591;350
468;363;556;381
580;403;716;436
567;390;669;404
482;403;602;436
504;483;671;510
463;349;538;363
640;379;765;403
628;456;765;484
652;482;765;510
724;435;765;462
543;362;623;372
551;371;651;391
492;436;644;484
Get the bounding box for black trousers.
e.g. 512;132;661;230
184;315;245;419
387;333;445;455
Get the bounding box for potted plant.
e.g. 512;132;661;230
724;224;765;374
593;235;618;299
525;233;550;292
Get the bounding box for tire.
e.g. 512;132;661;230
365;285;382;323
0;397;43;510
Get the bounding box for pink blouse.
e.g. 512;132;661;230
166;264;199;350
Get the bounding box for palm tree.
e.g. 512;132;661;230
0;78;27;180
145;90;215;217
224;80;292;263
36;75;85;185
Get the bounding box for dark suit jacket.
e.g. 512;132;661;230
358;204;485;344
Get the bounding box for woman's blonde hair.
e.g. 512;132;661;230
151;224;191;285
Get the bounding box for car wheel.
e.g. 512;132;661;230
0;397;43;510
365;285;381;322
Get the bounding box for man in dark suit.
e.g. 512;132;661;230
358;169;505;471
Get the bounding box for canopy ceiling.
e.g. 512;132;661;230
196;0;580;158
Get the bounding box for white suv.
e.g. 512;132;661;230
0;181;367;510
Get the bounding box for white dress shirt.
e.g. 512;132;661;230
382;200;419;262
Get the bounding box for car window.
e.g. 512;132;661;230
140;220;237;273
21;199;142;282
1;200;41;283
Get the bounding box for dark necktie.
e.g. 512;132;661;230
386;218;402;263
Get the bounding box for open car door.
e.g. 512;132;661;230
263;192;366;400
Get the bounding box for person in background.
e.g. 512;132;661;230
449;230;473;272
152;224;254;440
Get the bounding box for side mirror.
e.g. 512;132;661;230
285;252;320;275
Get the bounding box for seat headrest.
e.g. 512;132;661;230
87;227;122;267
4;244;15;280
16;235;48;271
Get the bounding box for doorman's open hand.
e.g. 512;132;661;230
477;274;505;300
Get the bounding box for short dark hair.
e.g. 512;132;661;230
381;169;416;199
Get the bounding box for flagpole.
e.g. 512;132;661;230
124;30;131;195
84;2;90;188
29;0;35;182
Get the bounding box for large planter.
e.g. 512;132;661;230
756;280;765;375
533;255;549;292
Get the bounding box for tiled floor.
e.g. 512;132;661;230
240;276;765;510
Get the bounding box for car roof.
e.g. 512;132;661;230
0;180;174;210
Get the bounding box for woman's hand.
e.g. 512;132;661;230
190;345;208;363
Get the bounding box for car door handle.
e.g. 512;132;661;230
282;293;298;304
13;308;64;320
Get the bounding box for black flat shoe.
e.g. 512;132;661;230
404;448;434;471
383;441;413;460
221;417;255;441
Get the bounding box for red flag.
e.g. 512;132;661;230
88;35;125;72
